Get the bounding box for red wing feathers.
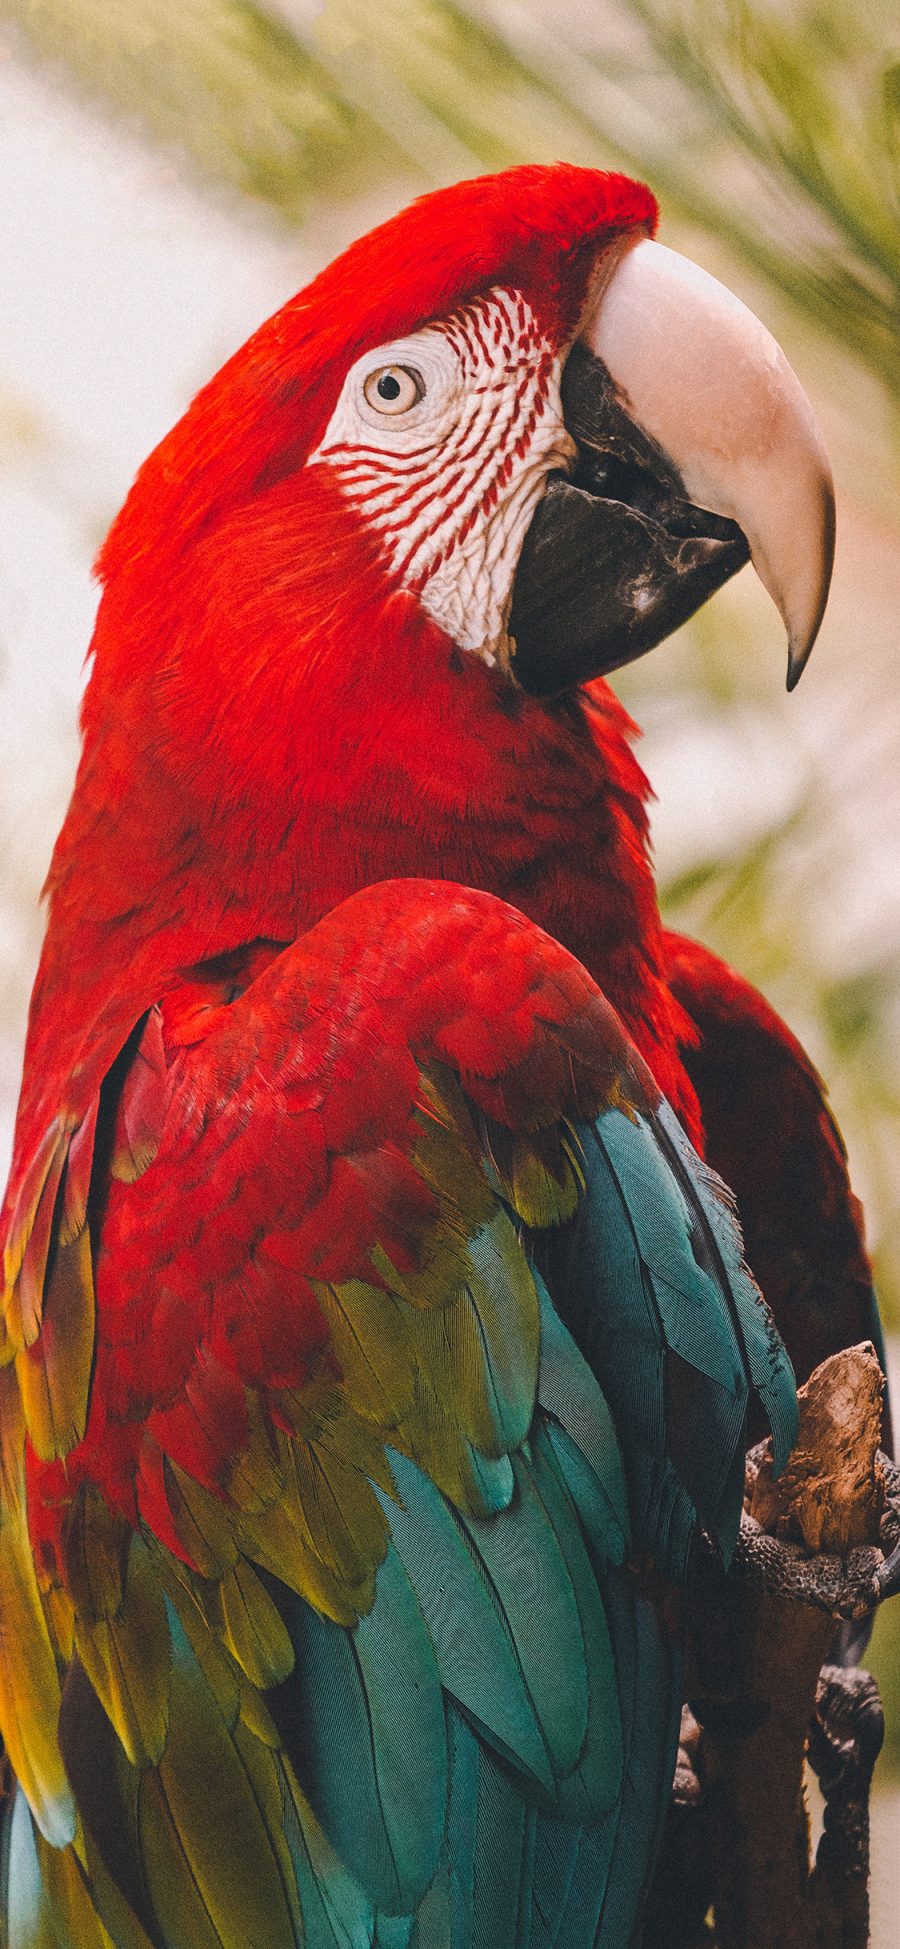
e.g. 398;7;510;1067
665;930;878;1418
3;879;651;1802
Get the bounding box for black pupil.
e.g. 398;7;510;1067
377;372;403;401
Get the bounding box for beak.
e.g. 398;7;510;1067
509;238;835;697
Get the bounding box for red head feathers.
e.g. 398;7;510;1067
98;164;657;592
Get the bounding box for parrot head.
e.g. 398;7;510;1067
16;162;837;1188
96;160;834;717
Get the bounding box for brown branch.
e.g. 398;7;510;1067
647;1343;892;1949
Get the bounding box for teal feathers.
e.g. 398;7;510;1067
543;1104;798;1580
1;1090;797;1948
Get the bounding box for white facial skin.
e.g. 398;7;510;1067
309;287;575;668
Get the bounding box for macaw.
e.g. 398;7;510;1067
0;163;876;1949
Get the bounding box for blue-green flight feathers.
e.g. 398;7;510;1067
3;1098;797;1949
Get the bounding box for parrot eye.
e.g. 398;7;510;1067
363;365;424;416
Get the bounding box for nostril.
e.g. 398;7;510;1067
572;448;672;522
571;442;749;552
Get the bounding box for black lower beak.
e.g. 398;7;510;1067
509;344;750;698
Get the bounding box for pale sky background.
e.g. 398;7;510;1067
0;55;308;1166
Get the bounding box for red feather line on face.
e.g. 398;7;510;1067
310;287;572;661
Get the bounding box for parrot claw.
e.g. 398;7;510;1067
872;1449;900;1600
727;1447;900;1621
873;1542;900;1601
672;1705;704;1810
808;1664;884;1883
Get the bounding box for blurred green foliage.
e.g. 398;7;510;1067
871;1599;900;1775
4;2;897;388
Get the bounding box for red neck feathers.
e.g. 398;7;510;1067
20;466;691;1148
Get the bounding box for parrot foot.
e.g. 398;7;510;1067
728;1513;885;1623
807;1664;884;1882
727;1446;900;1622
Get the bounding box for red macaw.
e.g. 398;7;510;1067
0;164;872;1948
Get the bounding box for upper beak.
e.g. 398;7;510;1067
509;237;835;697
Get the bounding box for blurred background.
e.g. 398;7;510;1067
0;0;897;1921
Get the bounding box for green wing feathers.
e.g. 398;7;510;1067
542;1103;797;1580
